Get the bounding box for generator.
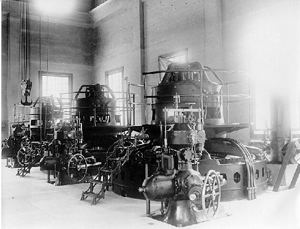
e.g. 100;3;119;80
112;62;267;203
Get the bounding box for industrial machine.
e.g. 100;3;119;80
81;130;150;204
3;62;270;226
151;62;224;126
71;84;126;160
2;123;30;168
78;62;267;228
15;136;42;176
110;62;267;203
30;96;62;141
138;105;228;226
75;84;118;127
39;117;103;185
13;96;62;177
37;84;121;184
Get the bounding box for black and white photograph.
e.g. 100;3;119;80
1;0;300;228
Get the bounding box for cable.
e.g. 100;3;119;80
211;137;256;200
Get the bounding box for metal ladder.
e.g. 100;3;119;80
80;138;134;205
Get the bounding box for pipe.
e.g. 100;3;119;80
145;163;150;215
211;138;256;200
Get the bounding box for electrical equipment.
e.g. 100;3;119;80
110;62;267;203
151;62;224;125
30;96;62;141
75;84;117;127
138;107;227;226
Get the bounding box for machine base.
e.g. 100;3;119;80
151;200;229;227
113;160;268;201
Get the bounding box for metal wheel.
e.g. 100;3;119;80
32;148;42;165
67;153;87;182
16;146;31;166
201;170;221;219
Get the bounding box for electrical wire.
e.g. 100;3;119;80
211;137;257;200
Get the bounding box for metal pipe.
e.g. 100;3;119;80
164;108;167;148
132;93;136;125
145;163;150;215
227;84;229;123
126;82;131;126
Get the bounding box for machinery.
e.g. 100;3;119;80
13;96;62;177
2;123;30;167
30;96;62;141
3;61;270;226
110;62;267;203
81;130;150;204
39;117;102;185
2;94;99;182
75;84;118;127
2;95;61;170
37;84;121;184
151;62;224;126
72;84;125;160
3;85;121;183
15;136;42;176
78;62;267;228
138;106;227;226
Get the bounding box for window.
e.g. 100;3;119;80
40;71;72;119
253;76;300;136
105;67;125;125
40;72;72;98
291;96;300;130
253;85;270;133
158;49;188;79
291;77;300;134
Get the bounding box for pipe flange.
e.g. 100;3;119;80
188;185;202;205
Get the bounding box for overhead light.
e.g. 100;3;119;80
35;0;75;15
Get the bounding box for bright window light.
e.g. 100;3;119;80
158;50;188;80
106;68;125;125
168;54;186;63
41;73;72;120
35;0;75;15
291;76;300;130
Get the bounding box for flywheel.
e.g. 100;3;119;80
201;170;221;219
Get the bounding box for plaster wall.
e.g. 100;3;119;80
3;0;298;144
1;1;94;138
222;0;300;144
92;0;223;125
92;0;144;124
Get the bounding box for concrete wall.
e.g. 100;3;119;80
1;1;94;138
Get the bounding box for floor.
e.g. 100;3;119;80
1;160;300;229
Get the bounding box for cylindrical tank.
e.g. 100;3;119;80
152;62;224;125
139;166;203;201
39;156;59;170
140;173;175;200
167;123;192;147
75;84;117;126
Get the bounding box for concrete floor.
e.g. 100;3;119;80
1;160;300;229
